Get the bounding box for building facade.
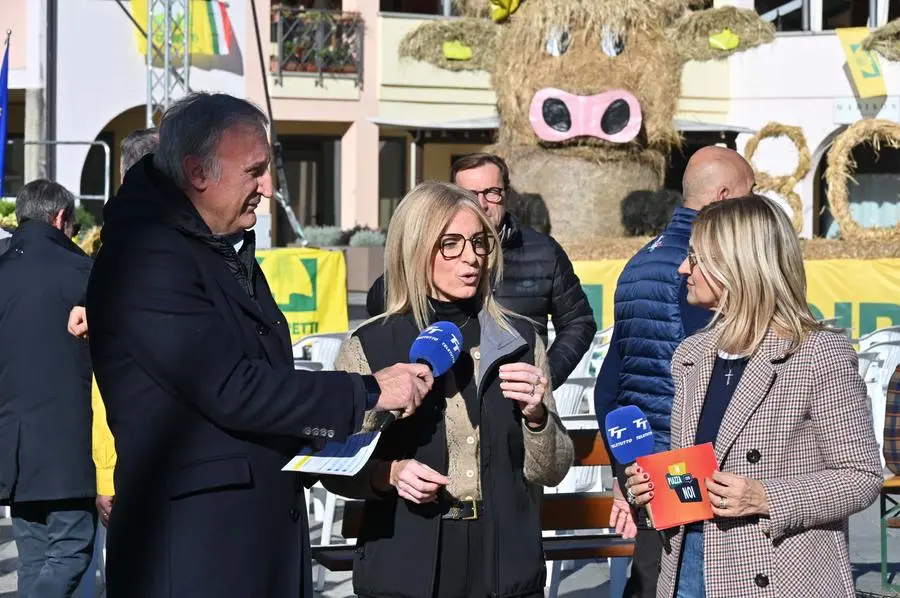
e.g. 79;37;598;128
1;0;898;245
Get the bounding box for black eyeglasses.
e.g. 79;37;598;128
469;187;504;204
438;232;495;259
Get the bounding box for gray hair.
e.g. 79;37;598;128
121;127;159;177
15;179;76;226
153;92;269;190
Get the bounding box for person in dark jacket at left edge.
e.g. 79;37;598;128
0;180;97;597
86;92;434;598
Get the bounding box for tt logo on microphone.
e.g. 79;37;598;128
608;426;626;440
450;336;461;353
423;325;442;335
633;418;649;431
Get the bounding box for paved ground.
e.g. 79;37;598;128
1;497;898;598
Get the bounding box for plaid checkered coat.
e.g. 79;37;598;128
657;327;882;598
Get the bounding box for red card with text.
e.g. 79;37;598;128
635;443;719;530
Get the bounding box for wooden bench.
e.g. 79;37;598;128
311;428;634;572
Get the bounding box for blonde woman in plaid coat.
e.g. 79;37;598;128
623;194;882;598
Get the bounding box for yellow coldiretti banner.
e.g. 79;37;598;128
256;247;349;343
836;27;887;99
574;259;900;340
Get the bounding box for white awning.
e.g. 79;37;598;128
370;115;755;134
372;115;501;130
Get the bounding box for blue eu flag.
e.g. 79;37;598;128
0;37;9;198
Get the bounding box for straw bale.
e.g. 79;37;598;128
565;236;653;261
669;6;775;61
399;18;498;72
800;238;900;260
825;119;900;242
493;0;683;153
496;145;665;245
455;0;490;18
863;18;900;62
499;0;691;35
564;236;900;261
743;122;811;232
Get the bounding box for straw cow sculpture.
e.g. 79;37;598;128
401;0;775;246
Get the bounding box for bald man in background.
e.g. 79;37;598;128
594;146;755;598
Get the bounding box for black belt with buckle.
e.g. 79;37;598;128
441;497;483;521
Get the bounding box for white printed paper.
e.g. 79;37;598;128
282;430;381;476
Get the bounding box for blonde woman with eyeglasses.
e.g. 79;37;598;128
322;181;573;598
623;194;881;598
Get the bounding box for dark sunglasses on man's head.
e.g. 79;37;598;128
438;232;495;259
470;187;504;204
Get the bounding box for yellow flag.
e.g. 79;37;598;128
836;27;887;99
131;0;234;59
256;247;349;343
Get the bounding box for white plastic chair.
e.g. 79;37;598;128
553;383;590;418
563;377;597;415
291;333;347;370
313;487;350;592
859;327;900;354
570;329;612;379
863;341;900;468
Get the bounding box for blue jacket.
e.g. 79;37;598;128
594;207;712;459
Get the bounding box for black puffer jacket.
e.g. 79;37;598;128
367;215;596;386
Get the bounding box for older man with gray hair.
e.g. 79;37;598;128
0;179;97;598
120;127;159;180
86;92;433;598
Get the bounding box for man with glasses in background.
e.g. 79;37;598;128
367;152;596;388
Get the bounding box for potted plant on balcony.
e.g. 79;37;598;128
299;225;385;292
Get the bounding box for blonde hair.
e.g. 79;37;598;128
379;181;511;331
691;194;823;355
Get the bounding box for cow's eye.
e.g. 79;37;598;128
545;25;570;57
601;27;625;57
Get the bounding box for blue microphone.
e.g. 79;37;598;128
604;405;655;464
605;405;666;542
409;321;463;377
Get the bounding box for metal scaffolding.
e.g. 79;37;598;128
146;0;190;126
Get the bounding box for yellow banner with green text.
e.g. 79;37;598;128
574;259;900;339
836;27;887;99
256;248;349;344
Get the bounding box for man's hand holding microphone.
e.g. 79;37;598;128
371;363;434;418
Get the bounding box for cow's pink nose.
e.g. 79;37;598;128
528;88;643;144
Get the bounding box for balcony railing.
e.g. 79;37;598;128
271;7;364;88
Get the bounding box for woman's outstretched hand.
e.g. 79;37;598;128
389;459;451;504
499;363;548;425
611;481;638;539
